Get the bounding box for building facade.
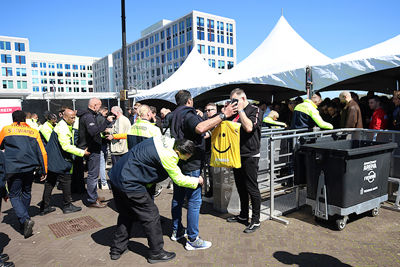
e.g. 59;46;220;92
30;52;98;95
97;10;236;92
0;35;99;99
93;54;114;92
0;36;31;98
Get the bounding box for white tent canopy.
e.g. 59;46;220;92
312;34;400;92
135;15;332;103
134;49;219;103
218;16;331;85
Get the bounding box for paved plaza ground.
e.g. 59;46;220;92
0;181;399;267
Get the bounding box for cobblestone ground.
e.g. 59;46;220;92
0;182;399;267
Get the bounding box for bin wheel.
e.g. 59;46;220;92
336;216;348;231
370;207;380;217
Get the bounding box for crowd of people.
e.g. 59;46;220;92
0;88;399;265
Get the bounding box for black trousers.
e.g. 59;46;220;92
71;157;85;194
42;171;72;209
233;157;261;223
110;183;164;255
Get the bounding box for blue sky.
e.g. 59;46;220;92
2;0;399;62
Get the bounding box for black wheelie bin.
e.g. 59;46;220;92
300;139;397;230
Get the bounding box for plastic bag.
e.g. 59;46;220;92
210;121;241;168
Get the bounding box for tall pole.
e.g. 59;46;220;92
121;0;128;115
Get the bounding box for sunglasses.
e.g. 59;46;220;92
205;109;216;112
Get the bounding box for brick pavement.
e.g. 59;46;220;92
0;182;399;267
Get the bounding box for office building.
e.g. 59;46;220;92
0;35;99;99
94;10;236;92
93;54;114;92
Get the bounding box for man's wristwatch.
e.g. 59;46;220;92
219;113;226;121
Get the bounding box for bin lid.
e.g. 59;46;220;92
301;140;398;157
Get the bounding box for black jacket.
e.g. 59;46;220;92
77;108;111;153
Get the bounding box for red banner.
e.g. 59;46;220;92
0;106;21;114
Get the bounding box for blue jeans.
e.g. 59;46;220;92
87;152;100;203
7;172;34;224
171;169;201;241
99;150;107;186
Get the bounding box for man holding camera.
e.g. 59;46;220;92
226;88;263;234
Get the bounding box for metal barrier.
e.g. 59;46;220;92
266;128;400;225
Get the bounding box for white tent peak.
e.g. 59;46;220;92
135;48;219;101
333;34;400;62
221;16;331;82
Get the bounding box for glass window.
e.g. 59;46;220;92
173;50;178;59
187;45;192;54
49;71;55;76
218;47;225;56
186;18;192;29
81;80;87;85
140;40;144;49
80;65;86;70
17;81;27;89
32;78;39;84
180;47;185;57
32;86;39;92
1;54;12;63
173;24;178;35
218;60;225;69
41;78;47;84
167;52;172;61
208;46;215;55
166;28;171;37
40;62;46;68
187;30;192;42
1;67;12;76
179;34;185;44
197;17;204;27
72;64;78;70
197;31;204;40
155;33;159;42
16;68;27;76
173;37;178;47
32;70;39;76
227;61;234;69
49;63;55;69
207;19;214;29
65;72;71;77
42;86;48;92
2;80;13;89
15;55;26;64
208;59;216;68
197;44;205;54
65;64;70;69
145;38;149;47
0;41;11;50
31;62;38;68
40;70;47;76
14;42;25;52
167;40;171;49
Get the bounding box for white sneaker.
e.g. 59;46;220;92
101;183;109;190
185;237;212;250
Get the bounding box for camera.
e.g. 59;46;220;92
231;98;239;105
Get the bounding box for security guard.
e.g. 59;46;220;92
108;136;203;263
110;104;161;149
40;108;90;215
39;111;57;144
263;110;287;128
0;110;47;238
291;93;333;130
109;104;163;196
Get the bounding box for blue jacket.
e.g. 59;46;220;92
108;136;198;193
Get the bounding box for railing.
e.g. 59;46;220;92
266;128;400;225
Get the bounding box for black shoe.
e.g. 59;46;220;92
63;204;82;214
244;222;260;234
0;254;9;262
0;260;15;267
40;206;56;216
23;219;35;239
147;250;176;264
226;215;248;223
110;249;127;260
